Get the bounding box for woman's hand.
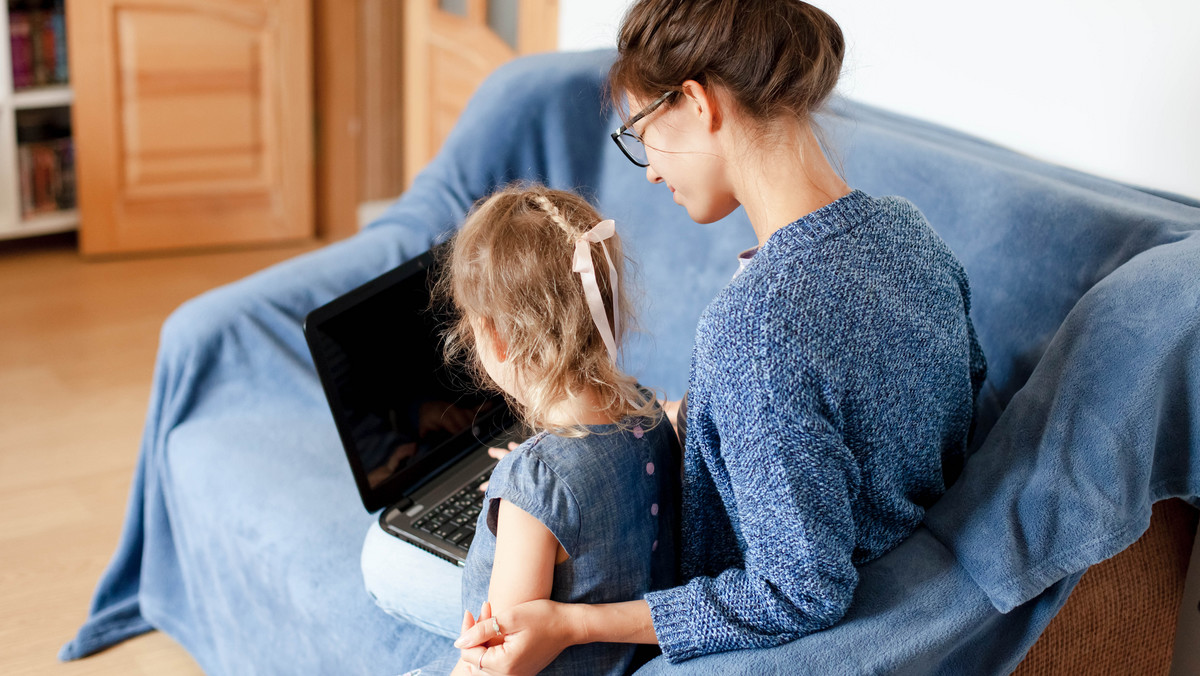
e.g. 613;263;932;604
455;599;578;676
659;398;681;434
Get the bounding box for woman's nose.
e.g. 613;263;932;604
645;163;663;184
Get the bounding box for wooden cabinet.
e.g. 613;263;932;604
19;0;557;250
66;0;313;255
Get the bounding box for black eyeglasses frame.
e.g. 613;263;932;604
610;91;677;168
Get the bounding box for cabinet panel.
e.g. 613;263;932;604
69;0;312;255
117;7;267;190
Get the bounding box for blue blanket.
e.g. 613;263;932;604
62;50;1200;674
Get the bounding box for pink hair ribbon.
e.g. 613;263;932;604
572;219;620;361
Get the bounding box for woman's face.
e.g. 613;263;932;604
629;91;740;224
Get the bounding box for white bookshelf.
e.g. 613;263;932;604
0;2;76;241
12;81;71;108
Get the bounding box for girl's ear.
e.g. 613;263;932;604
480;316;508;363
680;79;722;133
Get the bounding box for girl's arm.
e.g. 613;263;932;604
454;495;658;674
451;499;562;676
487;499;560;611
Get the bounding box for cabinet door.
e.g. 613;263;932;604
67;0;312;255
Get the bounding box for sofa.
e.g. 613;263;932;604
62;50;1200;674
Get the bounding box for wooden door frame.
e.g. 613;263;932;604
314;0;406;242
360;0;405;204
314;0;558;242
313;0;361;241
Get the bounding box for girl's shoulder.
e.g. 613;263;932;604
489;430;550;480
541;416;671;457
486;421;675;554
498;419;673;486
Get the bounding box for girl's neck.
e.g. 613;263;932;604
541;385;620;428
727;122;851;247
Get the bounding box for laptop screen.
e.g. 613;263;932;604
304;248;512;512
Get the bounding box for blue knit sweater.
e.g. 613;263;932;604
644;190;987;662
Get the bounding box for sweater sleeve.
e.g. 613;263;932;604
644;293;861;662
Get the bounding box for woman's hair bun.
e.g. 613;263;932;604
610;0;844;123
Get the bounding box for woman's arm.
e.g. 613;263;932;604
576;600;657;644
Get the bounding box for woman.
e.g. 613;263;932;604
454;0;986;672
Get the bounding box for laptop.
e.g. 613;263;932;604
303;245;528;565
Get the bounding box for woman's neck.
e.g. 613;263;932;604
727;122;851;247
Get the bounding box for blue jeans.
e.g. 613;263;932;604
361;522;463;640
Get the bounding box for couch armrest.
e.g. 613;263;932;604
1015;499;1198;675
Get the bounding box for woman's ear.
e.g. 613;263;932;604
680;79;722;132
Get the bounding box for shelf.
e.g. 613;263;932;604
0;209;78;240
12;85;73;110
3;3;77;241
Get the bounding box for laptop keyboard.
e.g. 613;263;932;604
412;473;490;550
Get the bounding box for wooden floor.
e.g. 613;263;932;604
0;233;321;675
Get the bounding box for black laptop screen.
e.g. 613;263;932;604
304;250;511;512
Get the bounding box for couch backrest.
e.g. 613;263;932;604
819;100;1200;441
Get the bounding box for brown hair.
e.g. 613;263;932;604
609;0;845;128
434;183;659;437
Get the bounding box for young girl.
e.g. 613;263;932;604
455;0;987;672
428;184;679;676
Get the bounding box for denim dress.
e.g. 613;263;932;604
458;415;680;675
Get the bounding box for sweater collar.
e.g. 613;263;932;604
765;189;873;252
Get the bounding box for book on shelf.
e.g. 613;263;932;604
51;8;65;82
8;7;31;89
8;0;68;90
17;137;75;219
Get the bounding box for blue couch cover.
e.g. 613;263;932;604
62;50;1200;675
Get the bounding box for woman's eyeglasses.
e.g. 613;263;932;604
610;92;676;167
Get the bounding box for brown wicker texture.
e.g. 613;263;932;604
1013;499;1198;676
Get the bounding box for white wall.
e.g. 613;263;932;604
557;2;628;53
558;0;1200;199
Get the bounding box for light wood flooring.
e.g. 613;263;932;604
0;234;321;675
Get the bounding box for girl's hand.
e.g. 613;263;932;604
454;603;502;675
450;607;480;676
488;441;520;460
455;599;577;676
478;442;520;492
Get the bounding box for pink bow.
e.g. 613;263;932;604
572;219;620;361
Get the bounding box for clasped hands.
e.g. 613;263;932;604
452;599;576;676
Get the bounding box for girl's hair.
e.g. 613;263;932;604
609;0;845;128
435;183;659;437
